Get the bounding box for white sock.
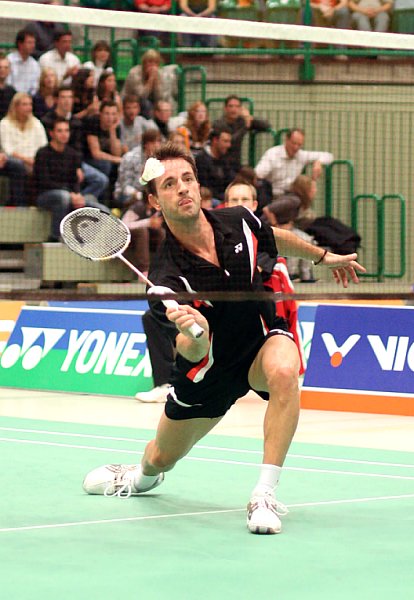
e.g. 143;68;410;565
251;464;282;497
133;466;159;491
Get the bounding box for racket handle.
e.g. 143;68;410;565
162;299;204;339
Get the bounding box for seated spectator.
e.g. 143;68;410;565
255;128;334;200
309;0;351;60
349;0;392;32
34;118;107;242
97;71;123;115
152;100;185;141
72;68;100;120
122;49;177;119
287;174;317;230
114;128;162;208
176;101;211;156
235;165;272;215
32;68;58;119
134;0;172;48
83;40;113;86
120;94;156;151
0;92;47;205
263;197;316;282
24;1;66;60
213;95;270;171
85;101;127;196
178;0;217;48
168;130;188;150
200;185;213;209
39;30;80;85
0;55;16;120
7;30;41;96
195;126;236;203
121;192;165;273
42;85;108;201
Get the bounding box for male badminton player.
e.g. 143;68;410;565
83;143;365;535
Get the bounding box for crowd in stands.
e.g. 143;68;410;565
0;16;362;279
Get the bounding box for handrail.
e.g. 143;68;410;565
177;66;207;112
324;160;355;218
381;194;406;279
352;194;384;281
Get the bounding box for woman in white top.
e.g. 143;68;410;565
0;92;48;175
83;40;114;87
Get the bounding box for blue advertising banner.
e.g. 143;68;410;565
0;304;153;396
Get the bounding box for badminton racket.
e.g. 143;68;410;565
60;207;204;339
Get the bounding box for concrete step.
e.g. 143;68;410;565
0;273;41;291
0;250;24;271
0;207;51;243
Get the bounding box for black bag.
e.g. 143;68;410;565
306;216;361;255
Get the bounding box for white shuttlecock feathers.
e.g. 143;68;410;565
139;157;165;185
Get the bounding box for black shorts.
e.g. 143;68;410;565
164;327;294;420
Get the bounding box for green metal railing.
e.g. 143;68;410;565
324;160;355;218
177;66;207;112
352;194;406;281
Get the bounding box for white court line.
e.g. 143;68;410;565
1;426;413;470
1;437;414;481
1;493;413;534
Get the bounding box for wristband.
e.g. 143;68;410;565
313;249;328;266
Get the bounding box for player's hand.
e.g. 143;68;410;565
165;304;209;340
322;252;366;287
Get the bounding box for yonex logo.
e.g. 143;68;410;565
0;327;65;370
321;333;361;367
234;243;243;253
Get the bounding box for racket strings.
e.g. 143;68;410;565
61;208;130;260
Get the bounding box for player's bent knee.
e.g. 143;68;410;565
266;362;299;394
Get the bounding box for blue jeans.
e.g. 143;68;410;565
81;162;108;201
0;158;27;205
36;189;107;239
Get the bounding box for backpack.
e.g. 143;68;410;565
305;216;361;255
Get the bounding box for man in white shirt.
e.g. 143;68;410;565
255;128;334;200
39;30;80;84
7;30;41;96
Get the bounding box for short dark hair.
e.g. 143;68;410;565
286;128;305;139
16;29;35;47
56;84;73;98
100;100;118;112
224;179;257;203
146;142;198;196
209;125;232;142
51;116;70;130
142;129;161;146
224;94;241;106
123;94;140;108
54;30;72;42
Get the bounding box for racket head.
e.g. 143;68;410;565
60;207;131;261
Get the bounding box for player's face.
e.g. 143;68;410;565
225;184;257;211
148;158;201;224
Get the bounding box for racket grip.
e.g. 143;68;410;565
162;299;204;339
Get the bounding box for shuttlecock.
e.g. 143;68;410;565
139;158;165;185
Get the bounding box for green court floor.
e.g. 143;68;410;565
0;416;413;600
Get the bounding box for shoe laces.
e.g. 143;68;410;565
103;464;137;499
249;492;289;517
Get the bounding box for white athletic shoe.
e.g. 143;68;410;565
135;384;171;403
246;492;288;534
82;464;164;498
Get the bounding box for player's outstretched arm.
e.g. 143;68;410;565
165;304;210;362
272;227;366;288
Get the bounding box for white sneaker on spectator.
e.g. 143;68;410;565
135;384;171;403
247;491;288;534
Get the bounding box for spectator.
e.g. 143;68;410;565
32;67;58;119
24;1;66;60
34;118;107;242
83;40;113;86
0;55;16;120
134;0;172;47
42;85;108;201
97;71;123;115
235;165;272;215
263;197;316;282
7;30;41;96
176;100;211;156
255;128;334;200
168;130;188;150
349;0;393;32
114;129;162;207
39;30;80;85
85;100;126;195
288;174;317;230
0;92;47;176
152;100;185;141
122;49;177;119
120;94;156;151
0;92;47;205
310;0;351;60
178;0;217;48
213;95;270;171
200;185;213;209
195;126;236;203
72;68;100;120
